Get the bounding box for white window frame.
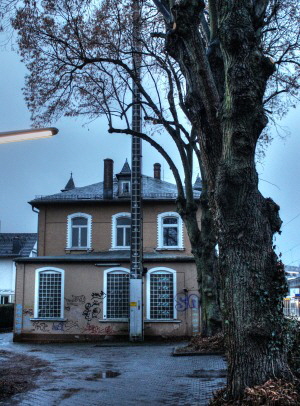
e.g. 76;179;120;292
0;295;10;304
146;267;177;320
103;267;130;320
66;212;92;249
120;180;131;194
111;212;131;250
33;267;65;319
157;212;183;250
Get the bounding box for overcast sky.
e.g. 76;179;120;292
0;39;300;267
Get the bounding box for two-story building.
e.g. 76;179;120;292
14;159;202;342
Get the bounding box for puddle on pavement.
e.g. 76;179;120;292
61;388;81;400
187;369;227;379
86;370;120;380
28;349;41;352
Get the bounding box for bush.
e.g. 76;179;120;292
0;304;14;330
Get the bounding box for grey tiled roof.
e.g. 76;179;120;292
119;159;131;174
62;173;75;192
15;250;195;263
193;175;202;191
31;175;201;204
288;276;300;288
0;233;37;258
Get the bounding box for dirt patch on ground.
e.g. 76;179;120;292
0;349;51;401
175;333;225;354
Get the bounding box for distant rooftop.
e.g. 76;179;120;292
0;233;37;258
31;175;201;204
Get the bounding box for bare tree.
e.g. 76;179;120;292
3;0;300;400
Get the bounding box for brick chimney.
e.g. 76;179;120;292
153;163;161;180
12;236;22;254
103;159;114;199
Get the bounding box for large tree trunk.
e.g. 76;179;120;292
177;186;222;337
215;162;291;397
165;0;293;399
214;0;292;397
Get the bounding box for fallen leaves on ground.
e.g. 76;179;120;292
176;333;225;354
210;379;300;405
0;349;50;400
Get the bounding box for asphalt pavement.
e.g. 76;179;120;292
0;333;226;406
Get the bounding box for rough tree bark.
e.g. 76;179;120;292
215;1;292;396
177;181;222;337
163;0;293;398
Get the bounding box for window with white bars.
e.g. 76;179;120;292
103;269;129;320
34;268;64;319
146;268;177;320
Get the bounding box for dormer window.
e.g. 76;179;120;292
116;160;131;197
121;180;130;195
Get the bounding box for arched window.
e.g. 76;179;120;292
34;267;65;319
103;268;130;320
111;213;131;249
157;212;183;249
146;267;177;320
67;213;92;249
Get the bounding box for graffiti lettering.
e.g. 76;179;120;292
15;304;23;333
52;321;64;331
175;293;200;312
64;320;81;331
65;295;86;311
91;291;106;299
50;320;81;332
82;323;115;335
82;292;105;321
32;321;50;332
23;308;34;316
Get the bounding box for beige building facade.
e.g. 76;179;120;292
14;161;202;342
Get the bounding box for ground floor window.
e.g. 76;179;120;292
34;268;64;319
146;267;177;320
103;268;129;320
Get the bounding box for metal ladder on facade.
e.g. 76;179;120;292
129;0;144;341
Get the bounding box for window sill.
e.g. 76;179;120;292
145;319;182;323
156;247;185;251
30;318;67;322
65;247;93;251
100;319;128;322
109;248;130;251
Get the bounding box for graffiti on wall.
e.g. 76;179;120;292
32;321;50;332
65;295;86;311
23;307;34;316
82;292;106;321
82;323;115;335
15;304;22;334
175;293;200;312
51;320;81;332
27;290;115;336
